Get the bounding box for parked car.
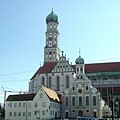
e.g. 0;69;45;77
76;116;96;120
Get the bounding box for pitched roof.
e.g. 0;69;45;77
85;62;120;73
42;86;60;103
31;62;57;80
6;93;36;101
31;62;120;80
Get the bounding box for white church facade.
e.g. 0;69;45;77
28;10;111;119
6;10;112;120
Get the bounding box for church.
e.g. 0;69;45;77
28;10;112;119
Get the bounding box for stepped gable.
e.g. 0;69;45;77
31;62;57;80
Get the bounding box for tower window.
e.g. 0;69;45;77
49;33;52;37
49;52;52;54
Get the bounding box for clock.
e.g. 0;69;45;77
49;37;53;40
78;88;83;94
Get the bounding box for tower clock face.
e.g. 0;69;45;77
49;37;53;40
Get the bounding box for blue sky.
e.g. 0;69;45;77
0;0;120;104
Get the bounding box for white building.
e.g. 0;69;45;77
5;86;61;120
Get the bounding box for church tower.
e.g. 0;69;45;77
44;10;60;63
75;52;85;80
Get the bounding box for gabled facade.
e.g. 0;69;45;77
62;55;106;119
5;86;61;120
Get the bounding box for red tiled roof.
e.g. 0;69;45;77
85;62;120;73
31;62;57;79
31;62;120;80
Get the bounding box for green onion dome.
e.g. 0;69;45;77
46;10;58;24
75;56;84;64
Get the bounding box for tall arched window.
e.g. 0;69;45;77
72;96;75;106
41;76;45;86
48;76;52;88
65;97;69;106
86;96;89;106
93;96;96;106
56;76;60;91
66;75;69;88
79;96;82;106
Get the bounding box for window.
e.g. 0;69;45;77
14;103;17;107
79;96;82;106
28;102;31;108
40;93;43;98
77;67;79;72
49;33;52;37
72;96;75;106
56;76;60;91
66;75;69;88
72;109;76;113
86;109;89;113
42;110;46;115
19;103;21;107
10;102;12;108
81;67;83;72
65;97;69;106
9;112;12;116
18;112;21;116
86;96;89;106
41;76;45;86
85;86;89;91
28;112;31;116
23;102;25;107
72;86;75;91
34;102;38;107
48;76;52;88
23;112;25;116
42;102;46;107
93;96;96;106
14;112;17;116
